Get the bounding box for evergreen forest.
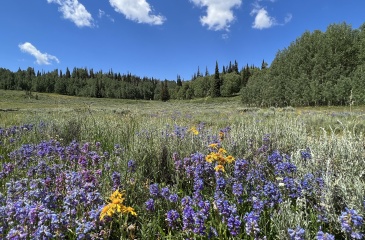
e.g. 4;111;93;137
1;22;365;106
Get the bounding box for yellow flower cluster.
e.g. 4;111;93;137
100;190;137;221
206;144;235;172
188;126;199;135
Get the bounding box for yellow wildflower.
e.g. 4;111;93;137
189;126;199;135
219;131;224;141
218;148;227;154
214;164;225;172
205;154;214;163
208;143;218;149
100;190;137;221
225;155;235;163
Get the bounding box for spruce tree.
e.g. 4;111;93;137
176;75;182;87
161;80;170;101
211;61;221;97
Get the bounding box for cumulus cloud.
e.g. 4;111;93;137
190;0;242;31
47;0;94;27
19;42;60;65
251;7;276;29
109;0;165;25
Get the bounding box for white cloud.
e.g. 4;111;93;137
251;7;277;29
284;13;292;24
109;0;165;25
47;0;94;27
99;9;115;22
190;0;242;31
19;42;60;65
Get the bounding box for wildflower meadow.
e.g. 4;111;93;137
0;90;365;239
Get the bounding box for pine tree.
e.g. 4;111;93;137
65;67;71;78
176;75;182;87
161;80;170;101
205;66;209;76
211;61;221;97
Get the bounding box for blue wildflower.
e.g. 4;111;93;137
316;230;335;240
339;208;363;239
166;210;180;229
149;183;159;197
288;226;305;240
145;198;155;211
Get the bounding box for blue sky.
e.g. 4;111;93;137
1;0;365;80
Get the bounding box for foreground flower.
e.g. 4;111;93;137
339;208;363;239
214;164;225;172
288;226;305;240
316;230;335;240
100;190;137;221
189;126;199;135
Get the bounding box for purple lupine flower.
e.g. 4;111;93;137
283;177;302;198
244;211;260;237
316;230;335;240
275;162;297;175
263;181;282;207
169;193;179;203
78;156;88;168
127;160;136;173
233;158;248;180
193;211;206;235
111;172;121;190
197;200;210;217
232;182;243;196
166;210;180;229
81;142;89;153
301;148;312;160
339;208;363;239
267;150;283;166
145;198;155;211
161;187;170;199
252;198;264;214
227;214;241;236
216;177;226;191
181;196;193;207
182;205;195;232
149;183;159;197
288;226;305;240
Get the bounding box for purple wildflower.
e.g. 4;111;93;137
316;230;335;240
288;226;305;240
339;208;363;239
149;183;159;197
127;159;136;173
166;210;180;229
145;198;155;211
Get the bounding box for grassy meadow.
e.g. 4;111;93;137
1;89;365;239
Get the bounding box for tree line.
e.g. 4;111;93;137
242;22;365;106
0;61;256;101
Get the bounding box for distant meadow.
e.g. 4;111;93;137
1;90;365;239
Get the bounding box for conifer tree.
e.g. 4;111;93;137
176;75;182;87
161;80;170;101
211;61;221;97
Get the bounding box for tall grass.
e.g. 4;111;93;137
0;90;364;239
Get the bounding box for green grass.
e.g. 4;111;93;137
1;89;365;239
